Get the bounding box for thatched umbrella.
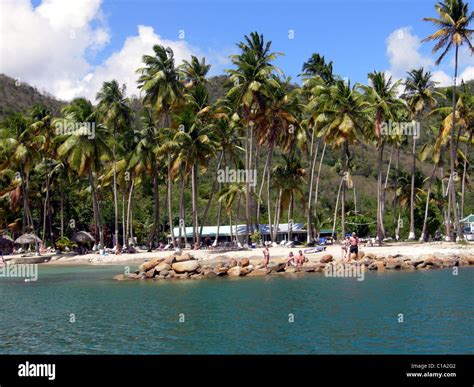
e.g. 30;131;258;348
72;231;95;244
14;233;42;245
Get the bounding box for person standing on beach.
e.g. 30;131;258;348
262;246;270;268
349;232;359;259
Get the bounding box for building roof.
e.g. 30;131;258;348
460;214;474;223
172;223;305;237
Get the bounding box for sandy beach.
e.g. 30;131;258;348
6;241;473;267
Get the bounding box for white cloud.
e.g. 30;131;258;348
385;26;474;88
76;25;199;101
0;0;229;102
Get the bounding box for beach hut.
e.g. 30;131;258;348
0;234;14;254
72;231;95;244
14;233;42;245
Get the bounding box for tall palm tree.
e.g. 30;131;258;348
309;79;369;238
96;80;132;248
403;68;441;240
56;98;111;246
226;31;282;244
137;44;183;245
302;53;337;243
423;0;473;240
361;71;405;243
0;112;41;252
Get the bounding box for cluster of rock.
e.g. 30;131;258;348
113;250;474;281
344;251;474;271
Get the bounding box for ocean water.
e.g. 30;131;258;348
0;265;472;354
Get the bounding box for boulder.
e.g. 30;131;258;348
320;254;333;263
206;271;217;278
357;251;365;260
240;258;250;267
227;266;244;277
376;255;385;261
285;267;297;273
139;258;164;272
164;255;176;265
190;273;203;279
145;268;156;278
175;252;194;262
247;268;267;277
228;258;238;268
216;267;228;276
113;274;129;281
159;269;170;277
266;262;286;274
364;252;376;260
385;258;403;270
368;262;378;271
175;273;189;279
172;260;200;273
155;262;171;272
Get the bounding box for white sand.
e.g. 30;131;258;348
15;241;470;267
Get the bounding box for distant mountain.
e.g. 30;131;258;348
0;74;65;119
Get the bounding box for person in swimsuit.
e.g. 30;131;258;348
349;232;359;257
262;246;270;268
285;251;297;268
297;250;305;266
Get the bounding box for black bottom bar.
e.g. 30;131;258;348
0;355;471;386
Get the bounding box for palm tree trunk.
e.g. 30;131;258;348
122;184;126;247
306;132;319;243
273;188;282;242
450;45;461;241
191;163;199;245
288;193;293;243
112;142;119;248
60;182;64;238
88;171;103;246
314;142;327;220
420;164;437;242
393;146;400;238
267;151;273;242
245;124;251;245
199;151;224;237
377;141;385;242
167;153;175;245
178;171;184;247
408;135;417;240
461;130;472;221
126;178;134;247
42;174;50;243
332;176;344;239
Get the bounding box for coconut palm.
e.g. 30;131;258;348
226;31;282;244
423;0;473;240
56;98;111;246
403;68;441;240
360;71;405;243
137;44;183;244
309;79;370;238
96;80;132;248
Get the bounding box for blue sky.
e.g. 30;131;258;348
3;0;473;100
96;0;446;81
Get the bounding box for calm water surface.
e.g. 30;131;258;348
0;265;472;354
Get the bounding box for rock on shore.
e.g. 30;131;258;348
114;251;474;281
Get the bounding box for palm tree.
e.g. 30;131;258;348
56;98;111;246
0;112;41;252
361;71;405;243
172;83;219;244
271;155;306;242
423;0;473;240
302;53;336;243
96;80;132;248
226;31;282;244
137;44;183;245
403;68;441;240
309;79;369;238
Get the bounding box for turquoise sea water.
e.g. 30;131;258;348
0;265;472;354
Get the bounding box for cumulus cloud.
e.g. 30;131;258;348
0;0;228;102
385;26;474;87
0;0;110;100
